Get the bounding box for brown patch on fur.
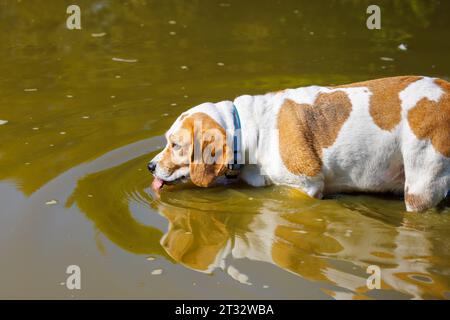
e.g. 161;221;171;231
181;112;230;187
407;79;450;157
338;76;422;131
278;91;352;177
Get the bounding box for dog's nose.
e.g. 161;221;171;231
148;161;156;173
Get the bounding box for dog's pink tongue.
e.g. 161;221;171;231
151;177;165;191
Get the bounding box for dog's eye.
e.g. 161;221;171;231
171;142;181;150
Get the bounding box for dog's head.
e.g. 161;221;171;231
149;104;234;191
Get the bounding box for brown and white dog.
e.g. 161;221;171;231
148;76;450;212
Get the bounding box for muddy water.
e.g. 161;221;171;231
0;0;449;299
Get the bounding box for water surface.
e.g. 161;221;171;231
0;0;449;299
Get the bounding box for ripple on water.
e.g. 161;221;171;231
408;274;434;284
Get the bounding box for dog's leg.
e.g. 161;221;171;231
304;179;325;199
403;146;450;212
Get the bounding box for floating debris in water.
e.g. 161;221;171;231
217;62;225;66
25;162;31;166
171;103;177;106
24;88;37;92
180;65;189;70
0;120;8;126
309;31;314;35
294;230;308;234
219;3;231;7
184;95;189;98
162;113;169;117
169;31;176;36
82;115;90;119
151;269;163;275
45;200;58;205
146;257;156;261
248;197;254;200
32;127;39;130
398;43;408;51
193;282;196;286
112;57;138;63
87;194;94;198
263;285;270;289
168;20;177;25
380;57;394;62
91;32;106;38
110;95;116;99
59;131;66;135
66;94;73;98
345;229;353;237
115;75;121;79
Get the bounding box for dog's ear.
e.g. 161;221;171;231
186;113;230;187
190;159;228;187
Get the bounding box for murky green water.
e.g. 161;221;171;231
0;0;449;299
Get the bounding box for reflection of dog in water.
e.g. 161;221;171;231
157;196;449;299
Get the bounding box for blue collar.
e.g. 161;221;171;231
227;104;242;176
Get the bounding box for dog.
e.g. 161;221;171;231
148;76;450;212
